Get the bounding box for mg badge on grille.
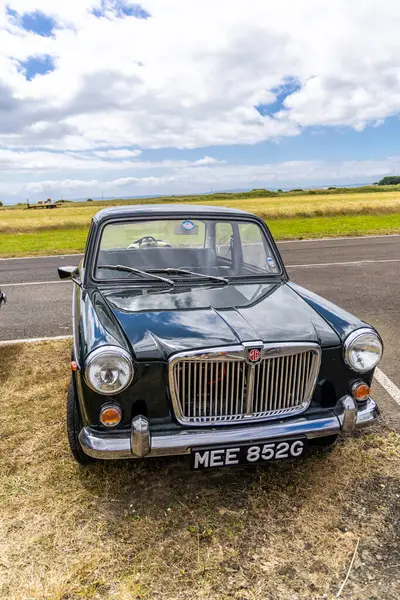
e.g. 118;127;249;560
248;348;261;363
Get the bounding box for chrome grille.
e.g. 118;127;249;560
169;344;321;425
252;352;314;416
174;359;246;422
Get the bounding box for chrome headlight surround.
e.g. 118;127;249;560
343;328;383;373
84;346;134;395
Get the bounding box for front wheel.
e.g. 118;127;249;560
66;376;96;464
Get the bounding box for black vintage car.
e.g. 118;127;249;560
59;205;383;468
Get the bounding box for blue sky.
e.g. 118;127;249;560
20;10;57;36
6;7;57;36
92;1;150;20
1;1;400;203
144;118;400;166
255;78;301;117
19;54;55;81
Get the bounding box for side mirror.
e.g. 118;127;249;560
58;266;82;286
58;266;79;280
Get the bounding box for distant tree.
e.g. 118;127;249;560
0;201;3;206
290;188;303;192
378;176;400;185
327;186;337;190
87;198;93;202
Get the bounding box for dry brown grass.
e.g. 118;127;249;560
1;341;400;599
2;191;400;234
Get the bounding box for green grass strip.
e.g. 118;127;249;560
269;213;400;240
2;227;89;257
2;214;400;258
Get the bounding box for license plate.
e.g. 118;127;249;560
191;438;307;470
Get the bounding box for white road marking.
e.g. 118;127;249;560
0;253;83;261
3;256;400;287
277;233;400;244
374;368;400;407
0;335;72;347
0;233;399;262
286;258;400;269
3;279;68;287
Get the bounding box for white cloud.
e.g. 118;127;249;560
0;148;222;170
23;179;99;194
2;0;400;151
1;1;400;200
3;155;400;202
92;149;142;159
193;156;223;166
0;148;138;170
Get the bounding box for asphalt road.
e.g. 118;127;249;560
1;235;400;425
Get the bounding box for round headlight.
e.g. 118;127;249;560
85;346;133;395
344;328;383;373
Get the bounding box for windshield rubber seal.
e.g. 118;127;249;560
86;213;286;287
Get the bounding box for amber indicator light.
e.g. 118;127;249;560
351;382;370;401
100;405;122;427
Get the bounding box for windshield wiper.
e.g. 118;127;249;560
97;264;175;287
146;268;229;285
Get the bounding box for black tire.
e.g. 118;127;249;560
67;376;96;464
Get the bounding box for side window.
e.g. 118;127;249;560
238;222;278;272
215;222;233;260
82;220;95;268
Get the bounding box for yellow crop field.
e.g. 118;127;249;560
2;191;400;234
2;189;400;256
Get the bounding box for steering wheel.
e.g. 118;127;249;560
132;235;158;246
128;235;172;248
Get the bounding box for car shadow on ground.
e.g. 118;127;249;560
76;441;343;519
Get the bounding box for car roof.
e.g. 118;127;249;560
92;203;256;223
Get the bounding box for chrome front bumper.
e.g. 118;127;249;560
79;396;379;460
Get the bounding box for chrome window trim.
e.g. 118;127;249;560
88;214;285;286
168;342;321;426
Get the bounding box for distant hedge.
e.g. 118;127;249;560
378;176;400;185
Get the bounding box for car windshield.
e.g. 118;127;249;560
94;217;281;282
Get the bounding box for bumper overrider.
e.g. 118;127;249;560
79;396;379;460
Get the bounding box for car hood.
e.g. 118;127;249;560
98;282;340;361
